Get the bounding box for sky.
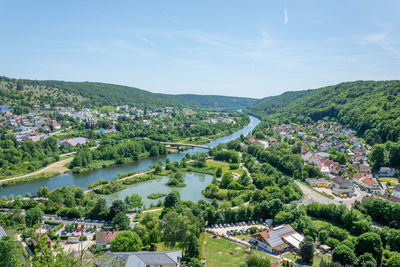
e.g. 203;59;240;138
0;1;399;98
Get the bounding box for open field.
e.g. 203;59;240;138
203;233;276;267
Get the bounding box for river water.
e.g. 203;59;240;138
0;115;260;198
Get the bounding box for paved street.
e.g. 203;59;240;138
295;181;369;208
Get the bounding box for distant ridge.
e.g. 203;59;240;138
248;80;400;143
0;76;258;110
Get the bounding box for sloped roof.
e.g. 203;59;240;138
96;231;122;243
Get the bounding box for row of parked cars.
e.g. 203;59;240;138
48;216;109;225
211;220;258;228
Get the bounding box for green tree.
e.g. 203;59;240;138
388;254;400;267
112;212;130;231
164;191;180;208
187;257;202;267
110;231;142;252
332;245;356;266
355;232;383;261
90;198;109;220
220;172;234;189
108;200;127;220
26;207;43;227
0;236;22;267
216;167;223;177
125;194;143;211
186;235;200;259
246;255;270;266
357;253;376;267
162;210;201;249
37;186;50;198
299;236;315;263
368;144;386;170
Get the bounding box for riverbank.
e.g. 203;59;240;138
0;115;260;197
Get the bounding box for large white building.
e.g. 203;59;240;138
250;224;304;254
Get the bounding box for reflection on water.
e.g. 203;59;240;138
0;115;260;197
104;172;213;208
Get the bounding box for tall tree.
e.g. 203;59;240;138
332;245;356;266
110;231;142;252
112;212;130;231
0;236;22;267
26;207;43;227
299;236;315;263
186;235;200;259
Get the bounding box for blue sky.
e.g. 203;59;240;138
0;1;399;98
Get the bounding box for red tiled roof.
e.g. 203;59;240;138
96;231;122;243
361;178;376;186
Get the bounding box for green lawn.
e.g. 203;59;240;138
206;160;230;173
203;233;276;267
283;251;331;266
378;177;398;184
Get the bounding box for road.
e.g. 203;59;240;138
0;157;74;183
295;181;369;208
1;145;100;184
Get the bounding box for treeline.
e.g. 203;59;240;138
357;197;400;228
69;140;166;169
249;80;400;144
247;143;323;179
368;141;400;171
0;76;257;110
0;134;60;178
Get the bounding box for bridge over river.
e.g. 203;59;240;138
160;142;214;150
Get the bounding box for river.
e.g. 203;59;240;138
0;115;260;198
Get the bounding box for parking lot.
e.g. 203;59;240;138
44;215;110;227
207;220;272;237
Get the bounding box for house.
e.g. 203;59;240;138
0;225;6;239
392;184;400;199
305;178;330;187
247;136;268;148
42;126;51;132
249;225;304;254
379;167;396;177
96;231;123;250
33;104;40;110
0;106;10;114
353;172;373;185
359;178;381;194
60;137;89;149
301;147;313;162
51;124;61;130
101;251;182;267
331;177;354;197
44;104;51;109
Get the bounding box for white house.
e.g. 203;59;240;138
393;185;400;199
250;224;304;254
379;167;396;177
102;251;182;267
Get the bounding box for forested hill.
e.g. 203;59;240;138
249;80;400;144
0;76;257;110
176;94;257;109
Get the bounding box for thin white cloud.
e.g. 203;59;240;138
137;10;151;23
284;8;288;24
361;32;399;54
136;34;156;46
259;28;278;46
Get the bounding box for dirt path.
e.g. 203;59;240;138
0;157;73;184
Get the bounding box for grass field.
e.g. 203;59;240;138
203;233;277;267
283;251;331;266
